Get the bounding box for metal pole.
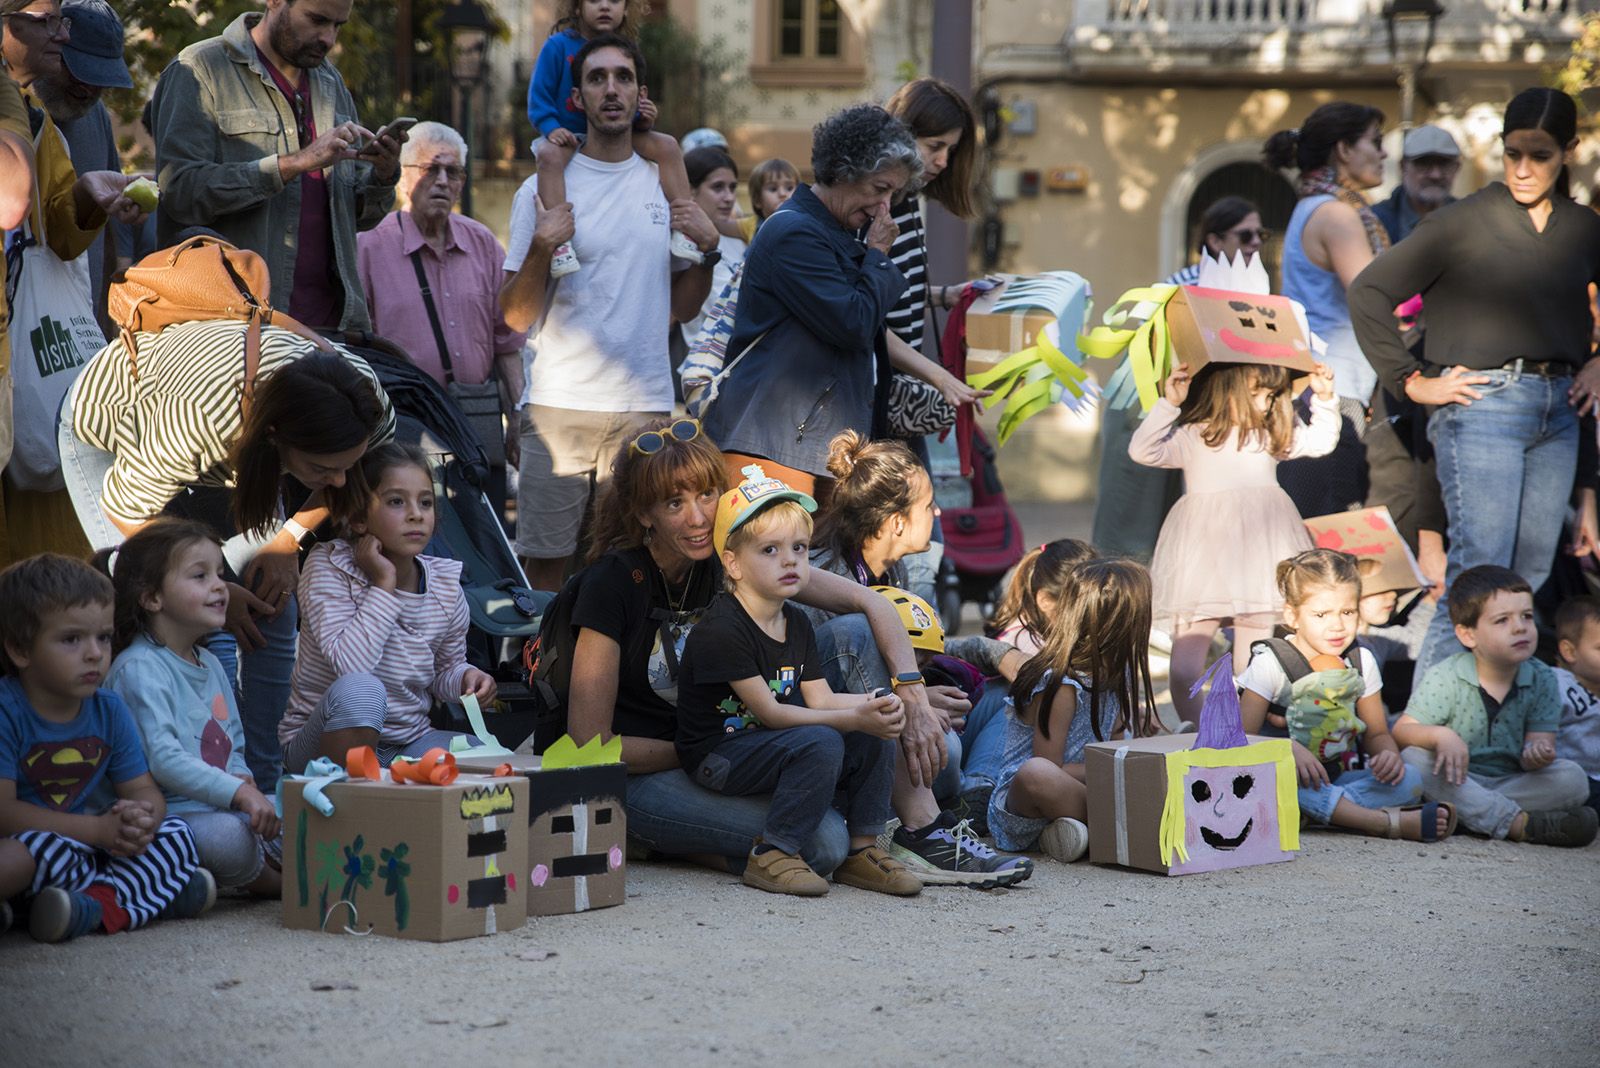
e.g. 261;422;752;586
1400;64;1417;129
928;0;974;295
461;83;475;217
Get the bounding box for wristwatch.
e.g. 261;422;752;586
282;518;315;546
700;248;723;269
890;671;925;689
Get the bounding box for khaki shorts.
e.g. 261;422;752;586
515;405;668;559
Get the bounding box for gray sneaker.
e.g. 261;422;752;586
1522;807;1599;848
880;813;1033;889
1038;817;1089;863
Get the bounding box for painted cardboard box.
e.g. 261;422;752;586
282;773;529;941
1165;286;1317;379
456;750;628;917
1304;506;1428;595
965;271;1091;374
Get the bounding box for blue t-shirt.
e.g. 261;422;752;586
0;677;149;814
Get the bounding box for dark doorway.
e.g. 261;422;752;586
1185;161;1298;290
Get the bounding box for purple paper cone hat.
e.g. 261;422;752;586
1189;655;1248;750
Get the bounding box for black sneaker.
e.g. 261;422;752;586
1523;807;1599;848
157;868;217;921
880;812;1033;888
943;781;995;837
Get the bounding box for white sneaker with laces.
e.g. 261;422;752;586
549;242;580;277
670;230;704;263
1038;817;1089;863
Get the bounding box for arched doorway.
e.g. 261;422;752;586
1184;162;1298;290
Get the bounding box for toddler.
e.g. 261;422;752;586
741;157;800;241
1553;596;1600;814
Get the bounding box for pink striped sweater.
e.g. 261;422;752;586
280;541;472;749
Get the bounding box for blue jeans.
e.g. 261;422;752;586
958;684;1012;792
625;768;850;876
1298;765;1424;825
58;386;299;793
690;725;896;855
1416;371;1577;677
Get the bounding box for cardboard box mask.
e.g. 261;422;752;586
1165;286;1316;379
1085;659;1299;876
1303;506;1428;595
965;272;1091;374
281;772;529;941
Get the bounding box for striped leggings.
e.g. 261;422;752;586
13;816;199;929
282;673;475;774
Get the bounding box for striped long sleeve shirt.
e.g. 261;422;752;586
280;541;472;749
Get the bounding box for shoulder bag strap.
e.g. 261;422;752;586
409;244;456;385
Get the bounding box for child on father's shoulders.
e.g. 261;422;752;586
1393;566;1597;847
0;555;214;943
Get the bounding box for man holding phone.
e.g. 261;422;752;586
152;0;402;332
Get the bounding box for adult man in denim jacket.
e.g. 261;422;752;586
151;0;403;332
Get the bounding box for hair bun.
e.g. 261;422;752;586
825;429;868;481
1262;128;1302;171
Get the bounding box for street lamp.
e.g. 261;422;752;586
438;0;493;215
1383;0;1444;129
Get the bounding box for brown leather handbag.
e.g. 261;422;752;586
107;235;331;405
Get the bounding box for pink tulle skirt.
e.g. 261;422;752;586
1149;486;1314;632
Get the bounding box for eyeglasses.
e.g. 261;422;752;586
2;11;71;35
630;419;701;455
1226;227;1271;244
403;162;467;183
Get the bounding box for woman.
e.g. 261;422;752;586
1350;87;1600;676
58;320;394;791
677;145;746;344
802;430;1032;884
1091;196;1265;561
560;418;992;882
701;104;920;496
1264;102;1388;516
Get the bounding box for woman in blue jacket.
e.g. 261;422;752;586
703;104;920;496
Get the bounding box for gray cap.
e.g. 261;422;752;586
1402;125;1460;160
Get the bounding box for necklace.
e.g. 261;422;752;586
658;560;696;613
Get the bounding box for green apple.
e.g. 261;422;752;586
125;177;160;212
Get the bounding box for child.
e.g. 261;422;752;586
741;157;800;241
986;559;1162;862
987;539;1098;656
675;466;921;898
103;520;282;897
279;444;497;772
0;555;213;943
1553;596;1600;814
525;0;699;275
1237;549;1451;842
1129;359;1339;725
1394;566;1597;846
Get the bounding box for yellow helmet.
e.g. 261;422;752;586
871;586;945;654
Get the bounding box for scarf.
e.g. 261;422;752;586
1297;166;1391;256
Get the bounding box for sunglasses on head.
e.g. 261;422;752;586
630;418;702;455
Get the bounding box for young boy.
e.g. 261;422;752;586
1393;566;1597;846
675;467;922;898
0;555;214;942
1553;596;1600;814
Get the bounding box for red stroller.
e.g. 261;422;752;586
937;422;1026;632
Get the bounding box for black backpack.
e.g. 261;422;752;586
1248;635;1366;733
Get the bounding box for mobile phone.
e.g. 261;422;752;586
367;116;418;147
871;687;893;700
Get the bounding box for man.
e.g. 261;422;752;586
152;0;403;332
0;74;35;567
1372;124;1460;245
500;33;717;590
31;0;131;334
357;121;528;517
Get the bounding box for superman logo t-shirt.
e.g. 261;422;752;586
0;678;149;814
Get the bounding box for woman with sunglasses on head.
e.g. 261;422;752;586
552;418;980;883
1350;87;1600;677
1265;102;1389;517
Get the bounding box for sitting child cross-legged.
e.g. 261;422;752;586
0;555;214;943
103;520;282;897
987;559;1163;863
1393;566;1597;847
675;466;922;898
1238;549;1451;842
1552;596;1600;815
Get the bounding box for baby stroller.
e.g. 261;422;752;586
937;422;1026;632
344;336;552;679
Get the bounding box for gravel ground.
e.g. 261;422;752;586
2;830;1596;1066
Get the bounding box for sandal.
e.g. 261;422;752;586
1382;801;1457;843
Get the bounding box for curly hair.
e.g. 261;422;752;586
811;104;924;189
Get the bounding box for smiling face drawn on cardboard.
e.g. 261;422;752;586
1170;760;1289;875
1175;287;1316;373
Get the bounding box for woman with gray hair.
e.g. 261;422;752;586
701;104;922;495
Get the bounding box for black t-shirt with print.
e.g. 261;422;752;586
569;548;723;741
675;593;824;773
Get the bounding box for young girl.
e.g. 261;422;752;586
104;520;282;896
987;539;1098;656
525;0;699;274
743;157;800;240
1130;359;1339;724
1238;549;1454;841
986;559;1161;862
278;444;496;772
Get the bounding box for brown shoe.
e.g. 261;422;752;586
742;843;829;896
833;845;922;896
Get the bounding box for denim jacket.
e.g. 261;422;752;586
150;12;394;332
702;183;905;476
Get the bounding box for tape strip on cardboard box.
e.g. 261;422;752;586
1113;745;1131;867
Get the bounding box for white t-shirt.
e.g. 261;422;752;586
504;153;678;412
1236;644;1383;705
680;232;746;342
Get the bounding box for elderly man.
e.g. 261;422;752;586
1373;125;1460;244
357;121;528;516
152;0;404;332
